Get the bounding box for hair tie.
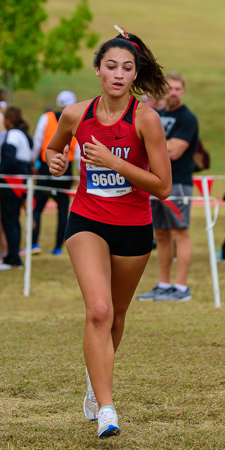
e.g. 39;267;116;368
113;24;141;52
129;41;141;52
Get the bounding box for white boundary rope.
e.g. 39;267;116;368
0;175;224;307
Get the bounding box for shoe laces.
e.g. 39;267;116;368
97;408;115;425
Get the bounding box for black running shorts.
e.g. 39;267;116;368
65;212;153;256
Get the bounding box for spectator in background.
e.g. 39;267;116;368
0;89;8;261
20;91;80;257
0;106;33;270
137;71;198;302
141;93;166;251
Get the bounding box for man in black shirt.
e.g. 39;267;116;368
137;72;198;302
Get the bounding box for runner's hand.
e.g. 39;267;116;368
81;136;114;168
49;145;69;177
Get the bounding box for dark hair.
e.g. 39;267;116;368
93;32;169;99
4;106;29;132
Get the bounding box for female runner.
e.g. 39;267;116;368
45;25;172;438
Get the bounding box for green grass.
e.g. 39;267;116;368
0;206;225;449
12;0;225;176
1;2;225;447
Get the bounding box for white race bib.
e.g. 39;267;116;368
86;165;132;197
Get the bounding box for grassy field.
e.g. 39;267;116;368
12;0;225;177
0;205;225;449
1;1;225;448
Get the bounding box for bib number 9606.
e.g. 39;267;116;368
91;172;125;187
86;165;132;198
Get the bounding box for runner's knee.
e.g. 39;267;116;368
171;227;189;243
87;301;113;327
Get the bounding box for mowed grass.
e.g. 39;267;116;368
1;1;225;447
13;0;225;176
0;205;225;449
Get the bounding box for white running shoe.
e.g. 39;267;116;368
0;263;23;271
97;406;121;438
83;367;98;421
0;263;12;271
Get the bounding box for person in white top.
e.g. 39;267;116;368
0;106;33;270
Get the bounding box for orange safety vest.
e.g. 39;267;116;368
40;111;76;163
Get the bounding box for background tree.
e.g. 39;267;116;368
0;0;99;97
43;1;99;73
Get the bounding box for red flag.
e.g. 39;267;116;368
193;176;214;196
2;176;26;198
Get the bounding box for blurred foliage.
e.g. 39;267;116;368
0;0;99;93
43;0;99;73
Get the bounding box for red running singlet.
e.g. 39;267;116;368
70;96;152;226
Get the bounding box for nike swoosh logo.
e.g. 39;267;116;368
115;136;127;140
